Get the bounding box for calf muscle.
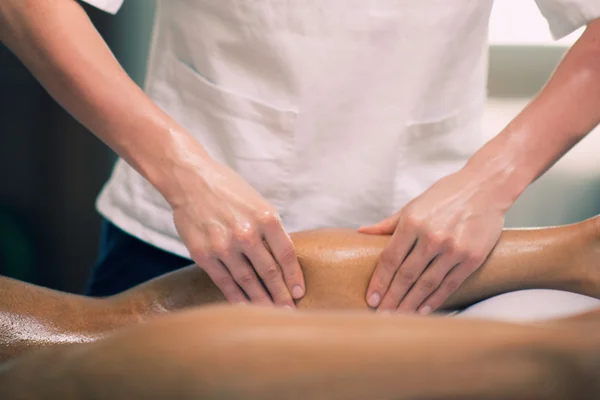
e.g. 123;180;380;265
1;216;598;362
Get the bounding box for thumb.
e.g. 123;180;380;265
358;213;400;235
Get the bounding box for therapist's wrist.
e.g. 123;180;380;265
136;127;215;208
457;163;525;214
461;129;538;211
460;150;528;213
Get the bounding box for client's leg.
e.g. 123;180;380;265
444;215;600;308
0;305;598;400
288;215;600;310
453;216;600;322
0;275;141;362
1;216;598;361
136;215;599;311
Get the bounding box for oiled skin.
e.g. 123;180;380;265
1;216;599;363
0;217;599;399
123;216;599;312
1;306;599;400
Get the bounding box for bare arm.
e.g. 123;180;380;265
362;18;600;314
0;0;203;199
0;0;305;307
465;18;600;205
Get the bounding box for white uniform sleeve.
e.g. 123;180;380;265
79;0;124;14
535;0;600;39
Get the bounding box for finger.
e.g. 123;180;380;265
199;260;247;304
244;243;295;308
418;259;480;314
221;253;272;306
396;252;458;313
263;222;305;300
377;239;436;311
366;222;417;308
358;213;400;235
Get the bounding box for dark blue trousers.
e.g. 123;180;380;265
86;219;191;296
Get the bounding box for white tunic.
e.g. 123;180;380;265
82;0;600;259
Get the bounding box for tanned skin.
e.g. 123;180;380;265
0;216;599;399
0;306;599;400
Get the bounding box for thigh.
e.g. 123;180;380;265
86;219;191;296
455;289;600;322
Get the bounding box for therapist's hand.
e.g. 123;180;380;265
168;157;305;308
360;169;507;314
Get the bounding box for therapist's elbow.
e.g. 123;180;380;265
0;0;78;42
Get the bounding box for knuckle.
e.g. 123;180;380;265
256;209;279;226
213;275;234;289
285;265;301;281
189;245;209;261
277;245;297;266
403;213;422;229
443;278;460;293
236;272;256;286
425;232;444;250
208;239;230;258
234;226;257;245
261;263;281;281
379;251;398;270
419;277;440;291
370;278;388;293
387;286;405;301
271;291;291;304
404;208;426;228
445;238;460;254
398;269;417;284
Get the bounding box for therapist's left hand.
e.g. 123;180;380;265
360;168;507;314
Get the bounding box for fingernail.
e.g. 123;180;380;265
283;305;294;310
419;305;432;315
367;293;381;308
292;285;304;299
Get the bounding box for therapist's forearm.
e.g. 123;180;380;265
0;0;207;202
463;18;600;206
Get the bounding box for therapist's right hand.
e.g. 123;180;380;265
168;156;305;308
0;0;302;307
